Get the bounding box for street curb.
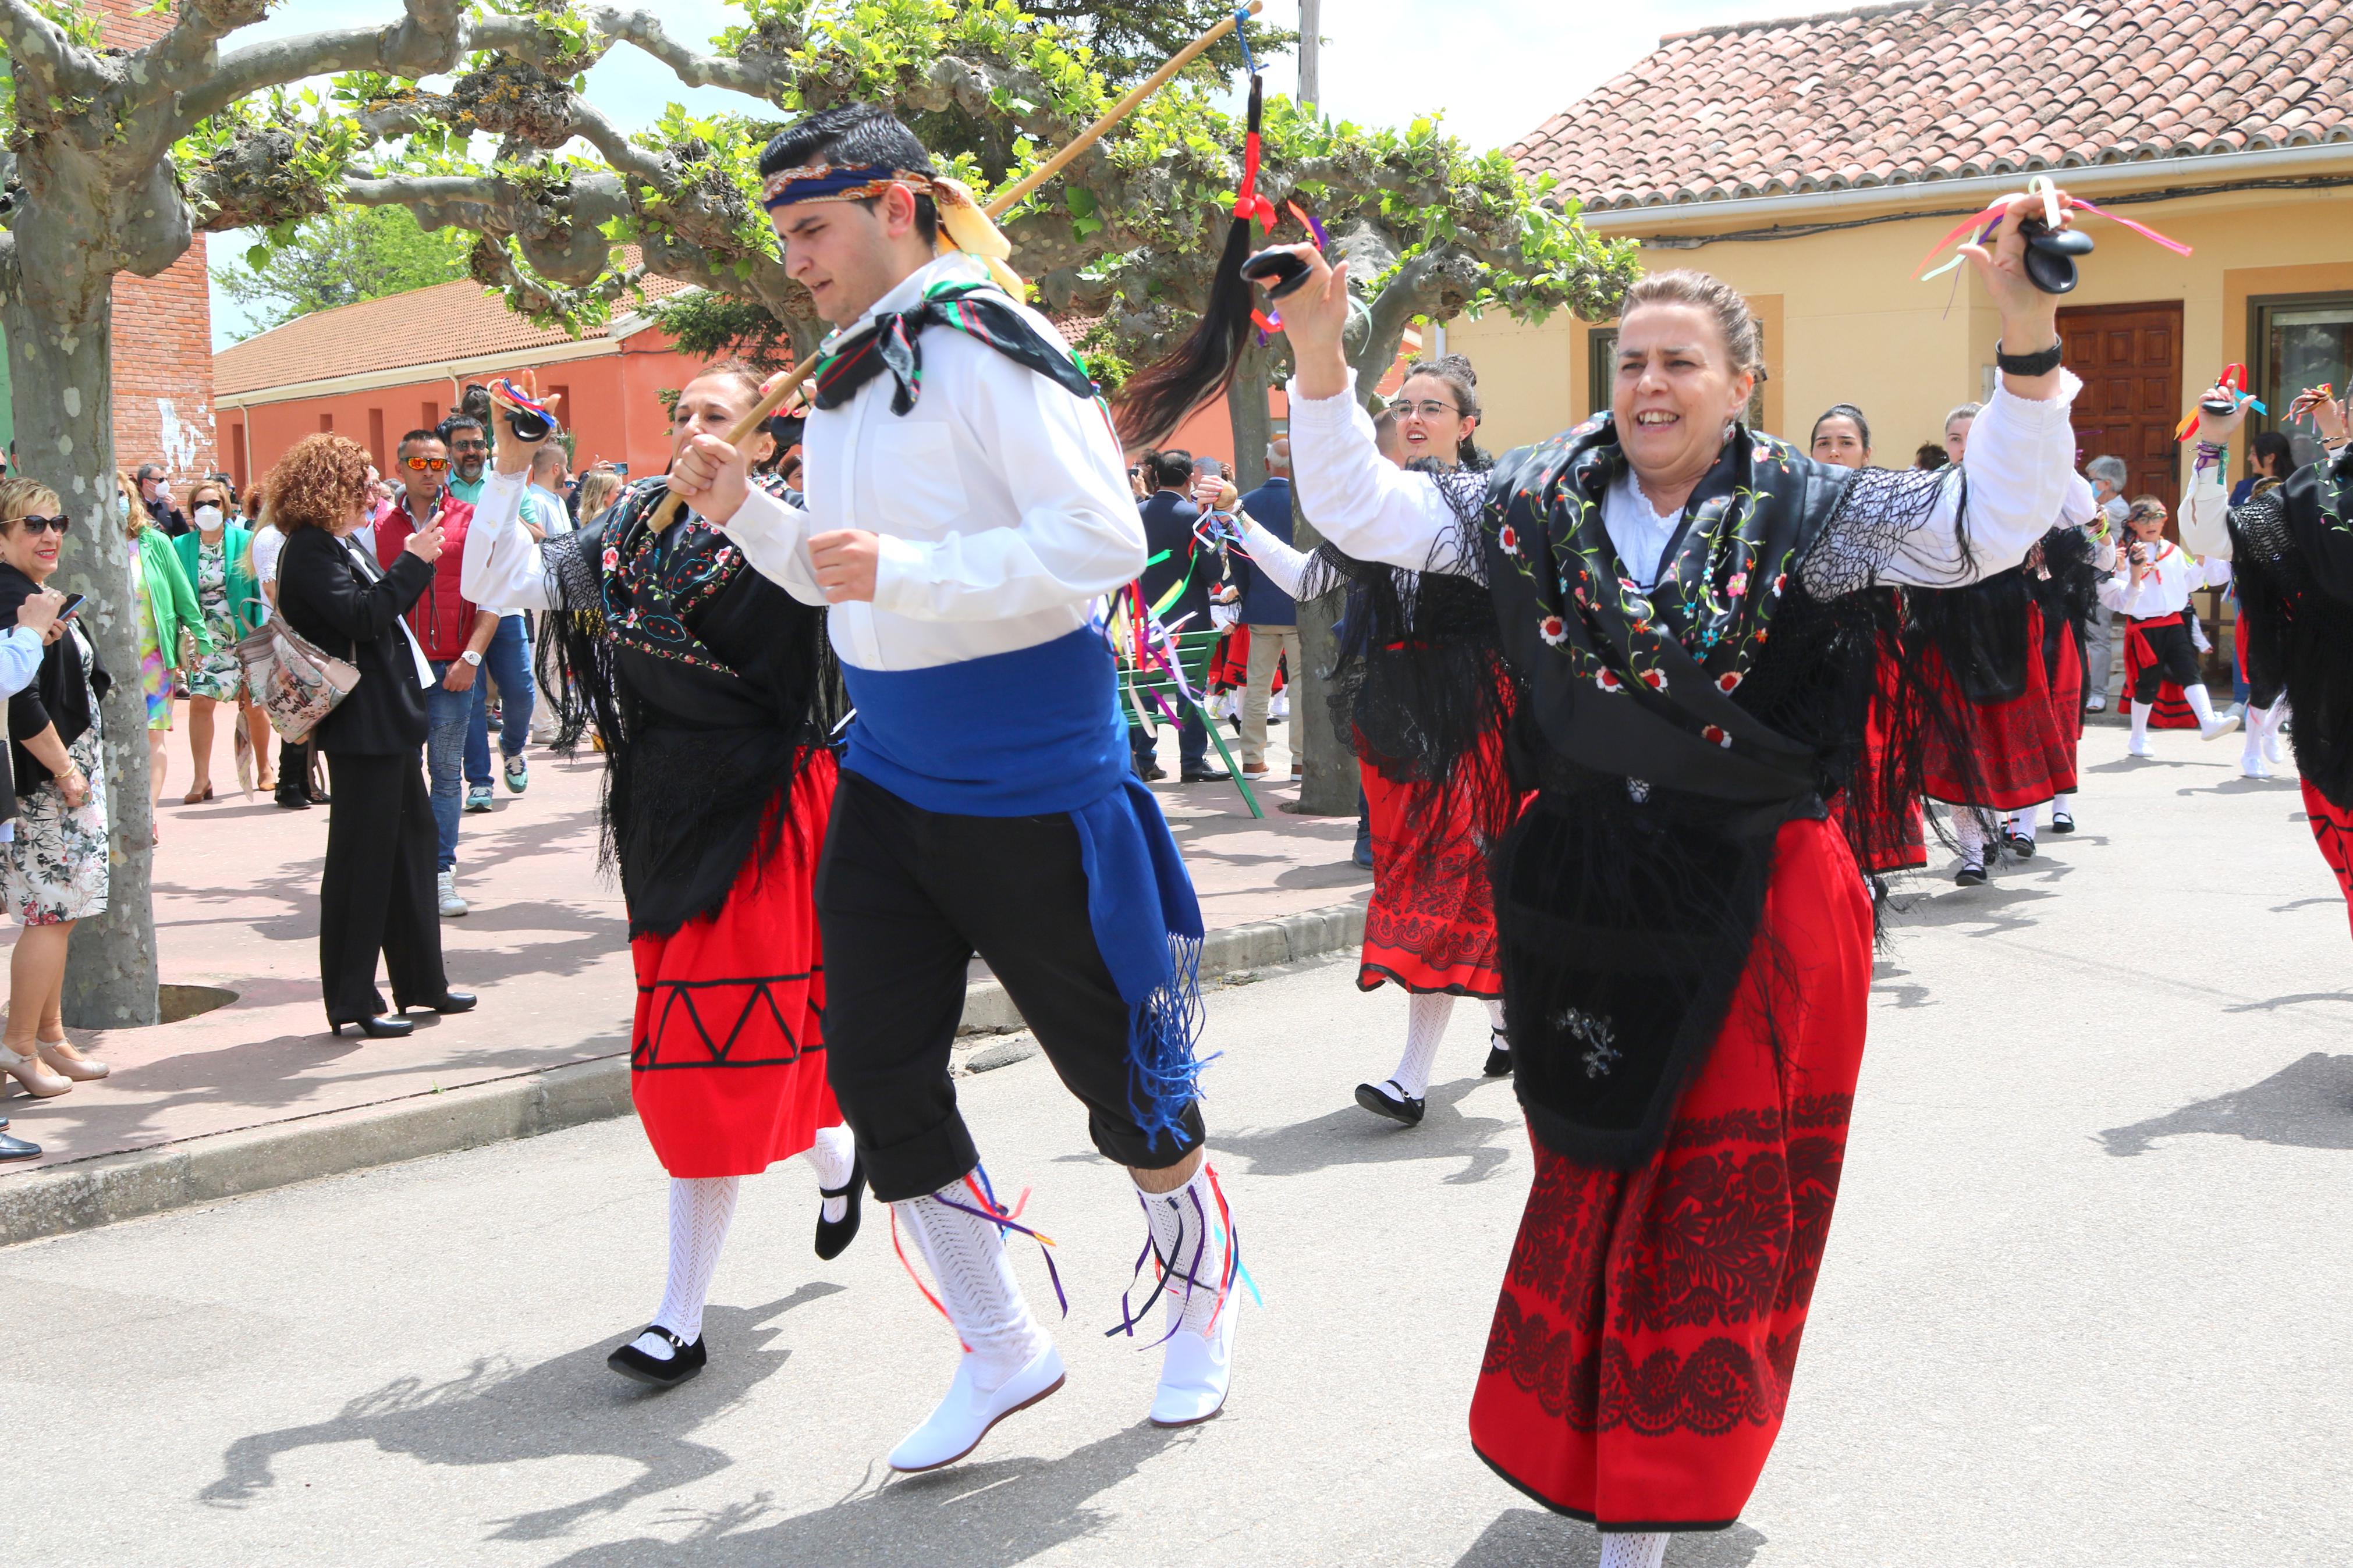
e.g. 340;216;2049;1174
0;898;1366;1249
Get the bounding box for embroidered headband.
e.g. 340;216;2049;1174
761;162;1027;297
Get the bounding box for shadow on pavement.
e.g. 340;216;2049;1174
1451;1509;1767;1566
200;1285;841;1539
543;1420;1185;1567
1212;1076;1519;1185
2099;1052;2353;1157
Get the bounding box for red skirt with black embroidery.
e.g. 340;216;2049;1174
630;750;842;1180
1830;644;1926;873
2306;779;2353;945
1359;748;1504;999
1470;816;1872;1532
1921;605;2078;810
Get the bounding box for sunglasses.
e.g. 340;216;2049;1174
404;455;451;473
11;515;68;535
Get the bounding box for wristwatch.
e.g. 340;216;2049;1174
460;650;483;667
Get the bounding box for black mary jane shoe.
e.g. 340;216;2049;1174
2011;834;2036;861
1955;862;1988;887
815;1155;865;1262
2049;812;2076;835
400;991;477;1016
1354;1079;1426;1128
1482;1031;1513;1079
331;1015;416;1039
608;1325;707;1389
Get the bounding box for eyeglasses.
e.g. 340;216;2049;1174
11;515;69;535
1388;399;1460;420
404;455;451;473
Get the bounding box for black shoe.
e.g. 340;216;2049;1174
274;790;312;811
400;991;476;1015
1180;766;1230;784
2011;833;2035;861
815;1154;864;1261
1137;763;1167;783
332;1014;416;1039
0;1130;39;1160
1355;1079;1425;1127
607;1326;707;1388
1482;1031;1511;1078
2050;812;2075;834
1955;862;1988;887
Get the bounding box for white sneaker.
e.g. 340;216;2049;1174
437;870;469;919
2085;694;2107;713
886;1342;1065;1473
2128;737;2154;759
2199;713;2242;742
1150;1299;1238;1427
2240;754;2273;780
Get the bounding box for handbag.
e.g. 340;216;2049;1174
235;596;358;744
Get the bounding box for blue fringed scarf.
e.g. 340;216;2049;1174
839;628;1207;1145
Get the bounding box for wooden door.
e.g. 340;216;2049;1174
2059;301;2183;507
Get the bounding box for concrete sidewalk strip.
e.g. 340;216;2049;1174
0;900;1365;1249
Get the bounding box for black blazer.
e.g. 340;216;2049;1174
0;564;109;801
1139;490;1213;635
276;527;436;756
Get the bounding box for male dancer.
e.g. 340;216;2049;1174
664;105;1240;1470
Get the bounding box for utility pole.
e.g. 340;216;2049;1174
1297;0;1322;109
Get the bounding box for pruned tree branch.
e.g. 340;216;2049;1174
585;7;779;99
0;0;108;104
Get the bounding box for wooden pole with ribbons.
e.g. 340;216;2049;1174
612;1;1264;536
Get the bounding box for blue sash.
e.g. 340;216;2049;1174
842;628;1206;1144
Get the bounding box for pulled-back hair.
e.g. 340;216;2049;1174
1946;401;1983;428
1620;270;1765;379
1811;403;1873;452
759;105;939;246
1399;354;1488;470
264;434;372;534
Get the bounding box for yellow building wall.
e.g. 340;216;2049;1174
1446;182;2353;470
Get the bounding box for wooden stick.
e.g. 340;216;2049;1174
635;1;1263;533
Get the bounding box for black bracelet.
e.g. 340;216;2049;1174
1995;337;2063;377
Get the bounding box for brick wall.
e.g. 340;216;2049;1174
98;0;219;494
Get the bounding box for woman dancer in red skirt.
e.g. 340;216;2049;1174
1275;194;2084;1561
463;368;859;1388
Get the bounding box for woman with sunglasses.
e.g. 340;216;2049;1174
116;470;211;823
0;479;119;1096
172;478;270;801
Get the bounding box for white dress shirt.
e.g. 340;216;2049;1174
2098;538;2231;618
1286;369;2085;595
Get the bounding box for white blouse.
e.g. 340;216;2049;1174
2098;539;2231;618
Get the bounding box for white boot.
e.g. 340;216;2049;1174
2265;701;2289;765
2241;707;2274;779
886;1182;1063;1473
2128;701;2155;758
2184;682;2239;742
1136;1164;1240;1427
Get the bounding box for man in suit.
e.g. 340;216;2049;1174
1133;450;1225;783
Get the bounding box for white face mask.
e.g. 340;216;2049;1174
193;504;224;530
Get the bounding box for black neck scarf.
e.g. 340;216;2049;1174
812;279;1096;415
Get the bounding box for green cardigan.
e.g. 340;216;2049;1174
137;526;212;672
170;525;264;639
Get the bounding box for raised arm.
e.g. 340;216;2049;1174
462;468;562;613
1286;372;1475;575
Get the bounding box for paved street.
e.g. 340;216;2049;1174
8;724;2351;1567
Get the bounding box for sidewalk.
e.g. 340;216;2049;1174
0;712;1367;1243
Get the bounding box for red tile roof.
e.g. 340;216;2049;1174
1512;0;2353;211
215;254;691;399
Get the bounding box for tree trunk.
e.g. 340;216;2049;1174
1224;342;1272;493
3;275;162;1026
1287;499;1354;816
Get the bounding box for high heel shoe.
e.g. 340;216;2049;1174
36;1037;109;1081
329;1015;415;1039
182;783;214;804
0;1043;73;1097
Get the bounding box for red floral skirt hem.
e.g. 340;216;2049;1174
630;752;842;1180
2306;778;2353;945
1922;607;2078;810
1359;755;1503;1000
1468;817;1872;1531
1832;646;1926;874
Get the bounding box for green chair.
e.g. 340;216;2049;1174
1117;627;1262;819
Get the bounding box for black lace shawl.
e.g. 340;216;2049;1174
2027;523;2103;680
2229;452;2353;807
1319;418;1988;1168
536;475;846;938
1909;568;2032;704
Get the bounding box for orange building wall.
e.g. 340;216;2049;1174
220;337;716;490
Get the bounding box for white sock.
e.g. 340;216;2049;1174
898;1185;1050;1391
1485;997;1507;1046
638;1175;740;1356
2130;700;2153;748
2242;711;2268;768
2265;701;2289;762
1140;1164;1231;1338
2046;792;2073;826
803;1123;856;1224
1389;992;1456;1100
2185;683;2226;728
1598;1532;1670;1568
1953;808;1990;867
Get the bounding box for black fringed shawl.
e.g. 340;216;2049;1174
1350;418;1973;1168
537;475;846;938
2230;451;2353;809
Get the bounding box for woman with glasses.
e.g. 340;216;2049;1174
117;471;211;826
0;478;118;1097
172;477;271;801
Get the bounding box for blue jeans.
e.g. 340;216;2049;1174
466;616;535;786
426;664;474;872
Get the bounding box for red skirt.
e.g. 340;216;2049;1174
1470;816;1872;1531
1209;627;1249;694
630;751;842;1179
1360;752;1503;998
1922;605;2078;810
2124;620;2198;728
1831;645;1926;873
2306;779;2353;945
2046;621;2084;785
